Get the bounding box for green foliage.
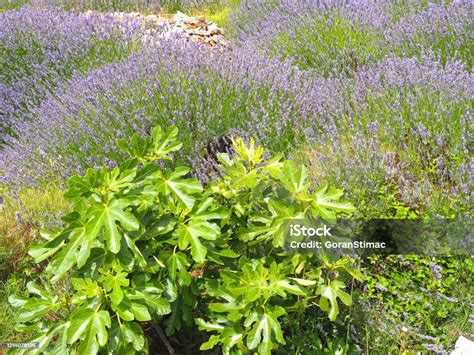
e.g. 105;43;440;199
353;255;474;353
0;277;36;343
9;125;356;354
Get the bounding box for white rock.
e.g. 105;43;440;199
85;9;227;48
451;336;474;355
208;24;221;35
173;11;192;23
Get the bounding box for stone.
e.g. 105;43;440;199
87;10;227;49
451;336;474;355
173;11;192;23
208;24;221;35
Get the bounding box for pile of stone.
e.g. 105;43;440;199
94;10;227;47
170;11;226;47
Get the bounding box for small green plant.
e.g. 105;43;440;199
9;125;357;354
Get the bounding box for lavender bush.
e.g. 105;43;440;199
231;0;387;75
228;0;473;216
384;1;473;68
231;0;472;75
1;38;334;185
305;55;472;217
0;5;149;141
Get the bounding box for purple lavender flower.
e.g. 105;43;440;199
429;262;443;281
422;343;447;355
417;334;438;342
442;295;458;303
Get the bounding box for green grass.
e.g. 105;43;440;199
52;0;236;17
0;185;69;226
191;0;240;26
0;186;69;275
352;255;474;353
0;276;34;342
0;187;69;343
0;0;30;11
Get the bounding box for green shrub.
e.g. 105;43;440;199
9;125;358;354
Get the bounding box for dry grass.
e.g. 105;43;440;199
0;218;36;275
0;186;69;276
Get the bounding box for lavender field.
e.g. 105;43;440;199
0;1;473;354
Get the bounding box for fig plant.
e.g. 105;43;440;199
9;126;359;354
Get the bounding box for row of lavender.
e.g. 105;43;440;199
1;1;472;219
231;0;472;75
0;5;156;139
